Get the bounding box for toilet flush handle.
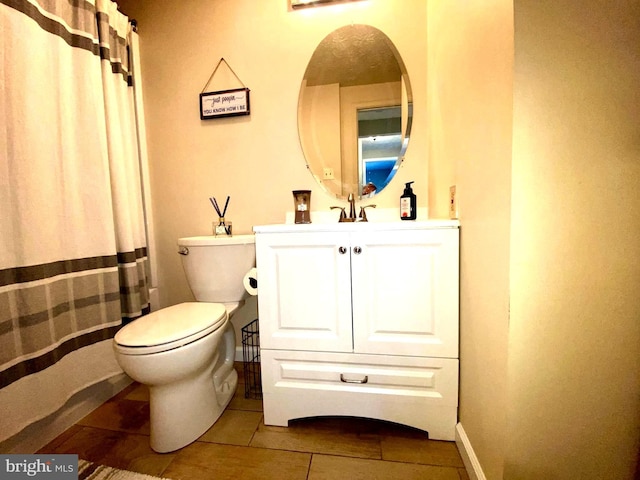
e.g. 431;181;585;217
178;246;189;256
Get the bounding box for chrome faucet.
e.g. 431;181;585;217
331;193;376;222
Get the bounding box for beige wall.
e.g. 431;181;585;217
118;0;640;478
506;0;640;478
118;0;429;335
428;1;513;479
428;0;640;477
118;0;481;458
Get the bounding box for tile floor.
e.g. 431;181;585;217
39;364;470;480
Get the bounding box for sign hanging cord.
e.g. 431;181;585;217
201;58;246;93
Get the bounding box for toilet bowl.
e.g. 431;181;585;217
113;234;256;453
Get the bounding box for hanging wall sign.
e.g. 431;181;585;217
199;58;251;120
200;87;251;120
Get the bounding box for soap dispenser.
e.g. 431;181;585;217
400;181;417;220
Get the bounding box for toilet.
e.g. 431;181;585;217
113;234;256;453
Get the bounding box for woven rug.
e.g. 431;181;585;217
78;460;171;480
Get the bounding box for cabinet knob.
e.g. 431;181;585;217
338;246;347;254
353;246;362;255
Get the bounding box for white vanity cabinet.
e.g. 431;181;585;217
254;221;460;440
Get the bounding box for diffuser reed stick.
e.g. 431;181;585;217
209;196;230;218
210;196;232;235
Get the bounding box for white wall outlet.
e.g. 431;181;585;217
323;167;335;180
449;185;458;219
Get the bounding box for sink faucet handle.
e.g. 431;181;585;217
359;204;377;222
331;206;347;222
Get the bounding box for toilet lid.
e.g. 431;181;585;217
114;302;227;350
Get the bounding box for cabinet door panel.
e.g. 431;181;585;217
256;232;353;352
351;229;459;357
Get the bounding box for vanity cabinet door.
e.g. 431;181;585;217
255;231;353;352
350;228;459;358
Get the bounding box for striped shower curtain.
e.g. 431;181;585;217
0;0;150;443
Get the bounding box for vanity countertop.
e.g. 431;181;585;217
253;219;459;234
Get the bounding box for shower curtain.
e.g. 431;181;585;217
0;0;150;443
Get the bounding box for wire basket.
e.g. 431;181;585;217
241;318;262;399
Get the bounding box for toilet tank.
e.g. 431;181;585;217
178;235;256;303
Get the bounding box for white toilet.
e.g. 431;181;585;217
113;234;256;453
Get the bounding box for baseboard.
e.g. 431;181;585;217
148;287;159;312
455;422;487;480
235;346;244;362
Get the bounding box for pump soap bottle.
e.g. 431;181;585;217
400;181;417;220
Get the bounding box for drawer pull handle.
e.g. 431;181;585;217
338;246;347;254
340;374;368;384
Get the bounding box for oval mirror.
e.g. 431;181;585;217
297;25;413;200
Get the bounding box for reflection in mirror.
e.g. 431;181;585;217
297;25;413;200
358;106;408;197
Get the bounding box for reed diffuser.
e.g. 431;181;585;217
209;195;232;236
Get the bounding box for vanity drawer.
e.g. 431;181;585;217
262;349;458;401
260;349;458;439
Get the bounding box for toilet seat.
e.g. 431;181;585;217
114;302;227;355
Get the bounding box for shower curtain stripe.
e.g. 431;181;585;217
1;0;134;79
0;326;120;390
1;0;100;53
1;0;150;444
0;254;123;391
0;255;119;286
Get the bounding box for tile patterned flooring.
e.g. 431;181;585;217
39;364;470;480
